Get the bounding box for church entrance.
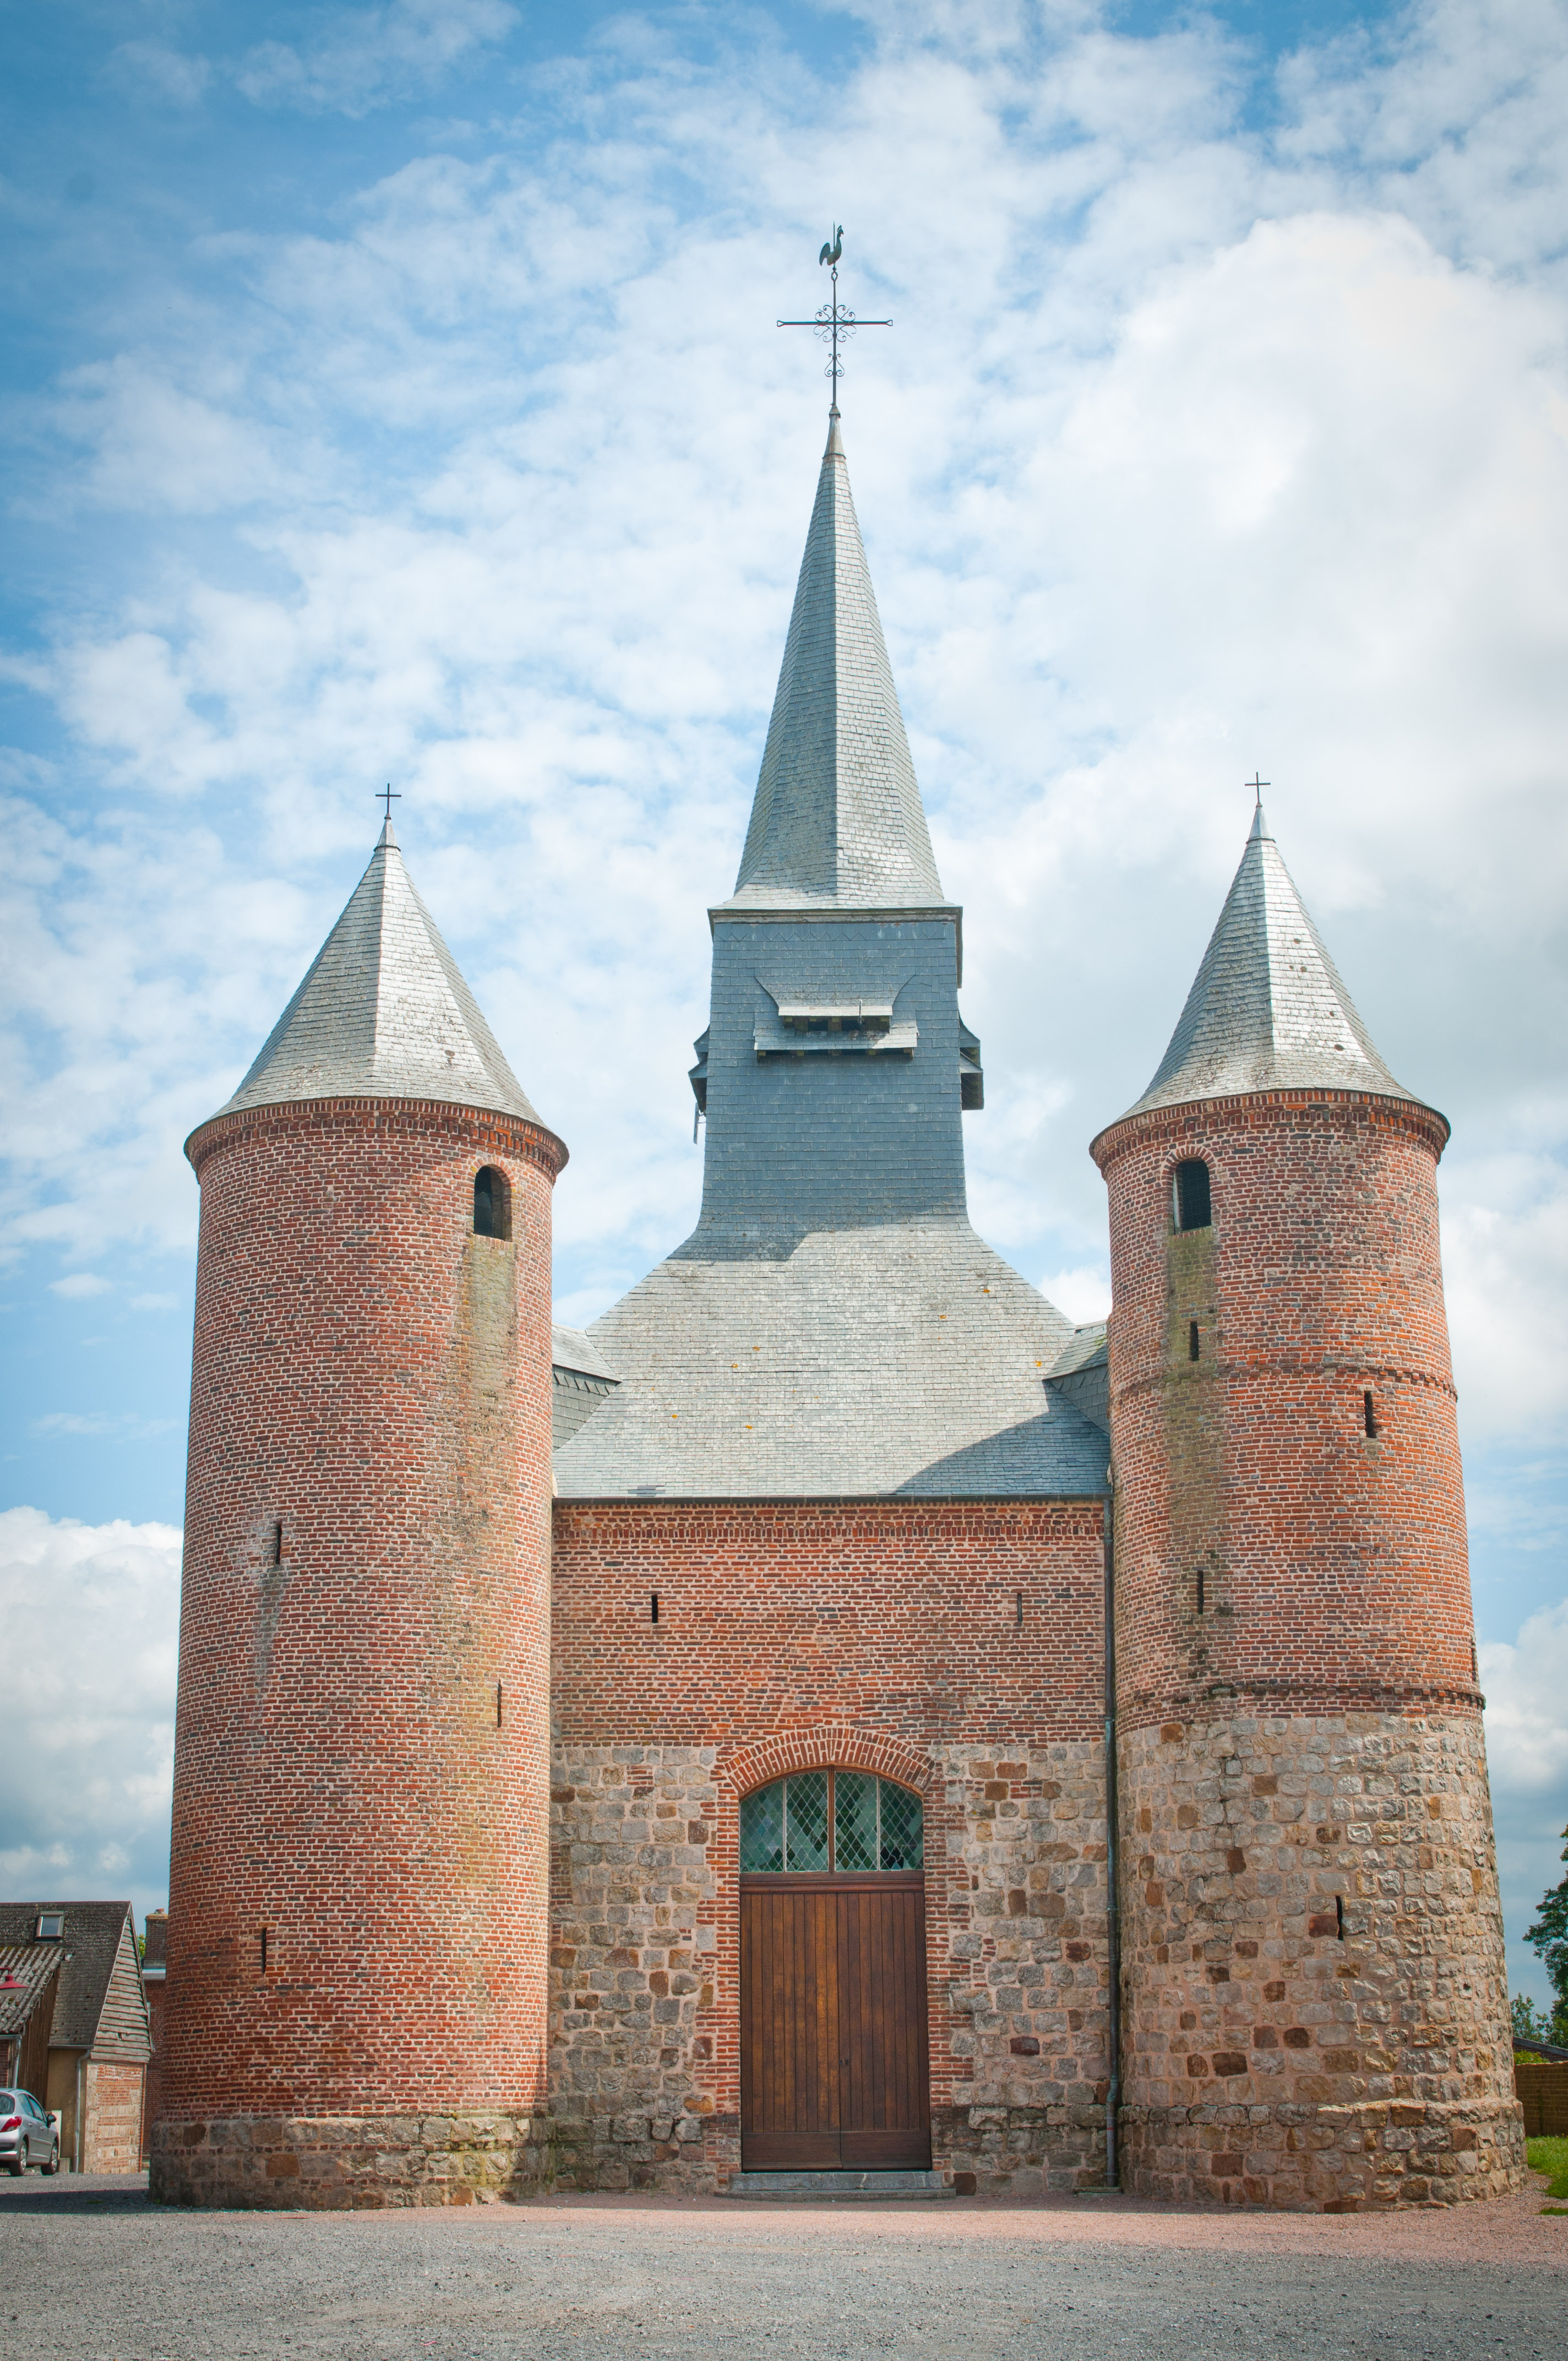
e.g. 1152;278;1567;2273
738;1770;930;2170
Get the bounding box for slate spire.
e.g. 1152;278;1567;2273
206;818;543;1127
1114;805;1424;1123
721;411;945;911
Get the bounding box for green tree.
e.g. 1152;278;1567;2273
1525;1820;1568;2044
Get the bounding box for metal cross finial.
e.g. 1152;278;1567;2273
1246;773;1270;807
777;227;891;410
377;783;401;825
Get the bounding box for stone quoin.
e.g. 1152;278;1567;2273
152;404;1524;2211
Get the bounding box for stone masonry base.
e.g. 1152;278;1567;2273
150;2115;565;2208
1119;2095;1525;2210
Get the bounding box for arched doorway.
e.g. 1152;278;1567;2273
739;1768;930;2169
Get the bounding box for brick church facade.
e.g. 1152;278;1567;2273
151;405;1525;2210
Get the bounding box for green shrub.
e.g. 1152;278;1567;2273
1527;2136;1568;2200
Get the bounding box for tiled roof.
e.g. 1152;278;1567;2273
1108;806;1430;1128
0;1946;59;2037
0;1903;145;2055
200;822;547;1133
718;412;946;914
553;1220;1109;1499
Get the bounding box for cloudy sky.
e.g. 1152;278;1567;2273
1;0;1565;2004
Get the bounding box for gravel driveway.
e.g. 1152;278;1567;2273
2;2174;1564;2360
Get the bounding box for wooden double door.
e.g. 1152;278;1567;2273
740;1871;930;2169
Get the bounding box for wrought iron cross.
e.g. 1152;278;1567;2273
1246;773;1270;806
777;227;891;403
377;782;401;824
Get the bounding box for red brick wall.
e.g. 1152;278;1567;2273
551;1498;1111;2187
161;1096;560;2125
84;2059;146;2174
1095;1089;1475;1727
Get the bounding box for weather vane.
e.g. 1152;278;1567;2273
378;782;401;824
777;227;891;407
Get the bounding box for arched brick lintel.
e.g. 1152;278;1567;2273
718;1725;934;1803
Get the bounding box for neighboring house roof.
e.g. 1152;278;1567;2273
0;1903;150;2063
1103;805;1435;1133
554;1220;1109;1499
0;1946;61;2038
717;409;947;916
196;820;554;1140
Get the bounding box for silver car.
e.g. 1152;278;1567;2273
0;2090;59;2175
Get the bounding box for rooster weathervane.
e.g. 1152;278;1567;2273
777;226;891;406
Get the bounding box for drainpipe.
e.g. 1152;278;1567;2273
1103;1465;1122;2189
74;2057;84;2175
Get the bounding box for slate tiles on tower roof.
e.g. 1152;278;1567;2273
203;821;546;1134
1109;805;1433;1130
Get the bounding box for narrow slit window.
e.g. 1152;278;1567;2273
1335;1895;1345;1941
1173;1159;1212;1232
473;1166;511;1240
1196;1565;1205;1615
650;1593;659;1625
259;1927;269;1974
1363;1389;1376;1437
1188;1320;1200;1362
271;1520;283;1568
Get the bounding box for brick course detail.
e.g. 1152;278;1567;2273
153;1096;562;2204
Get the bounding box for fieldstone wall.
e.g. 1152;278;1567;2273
548;1743;722;2190
933;1738;1110;2195
1118;1707;1526;2207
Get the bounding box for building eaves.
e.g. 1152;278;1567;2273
0;1902;138;2053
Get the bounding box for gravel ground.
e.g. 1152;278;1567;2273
1;2172;1563;2360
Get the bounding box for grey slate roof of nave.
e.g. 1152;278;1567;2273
1108;804;1432;1128
552;1218;1110;1499
203;821;547;1133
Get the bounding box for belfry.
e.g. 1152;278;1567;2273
154;387;1525;2209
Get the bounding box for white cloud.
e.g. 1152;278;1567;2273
236;0;518;116
0;1508;180;1919
106;41;214;108
48;1272;111;1299
1041;1265;1112;1326
1481;1601;1568;1794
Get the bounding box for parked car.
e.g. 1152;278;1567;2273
0;2090;59;2175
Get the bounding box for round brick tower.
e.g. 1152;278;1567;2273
152;820;566;2208
1091;804;1523;2211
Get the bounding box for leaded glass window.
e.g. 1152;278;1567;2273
739;1771;923;1873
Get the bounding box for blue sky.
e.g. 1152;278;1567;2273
2;0;1565;2000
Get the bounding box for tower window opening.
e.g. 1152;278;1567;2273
270;1520;283;1568
473;1166;511;1240
1363;1389;1376;1437
650;1593;659;1624
1196;1565;1205;1615
1173;1159;1211;1232
259;1926;270;1974
1188;1320;1200;1362
1334;1895;1344;1942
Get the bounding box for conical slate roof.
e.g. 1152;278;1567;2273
718;411;945;912
1111;805;1425;1126
206;821;545;1128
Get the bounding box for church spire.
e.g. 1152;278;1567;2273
1110;804;1428;1127
718;417;945;912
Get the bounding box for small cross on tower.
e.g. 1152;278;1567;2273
378;783;401;825
1246;773;1270;807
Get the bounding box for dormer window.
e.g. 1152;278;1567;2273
35;1913;63;1941
1173;1159;1212;1232
754;983;917;1061
473;1167;511;1241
